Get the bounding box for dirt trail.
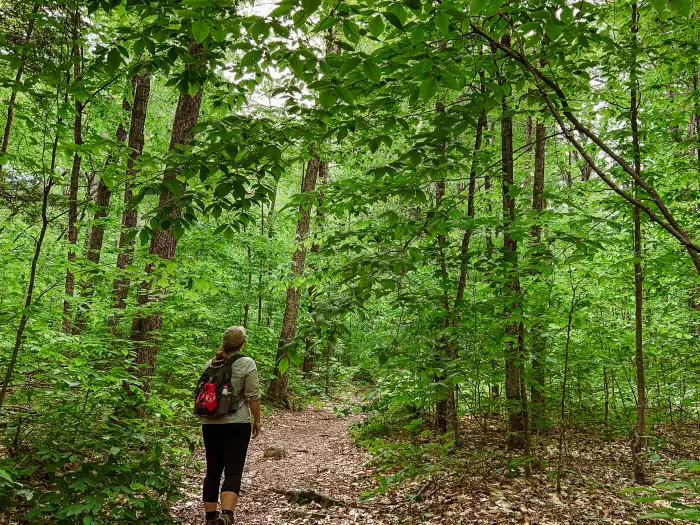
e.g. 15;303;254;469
173;405;378;524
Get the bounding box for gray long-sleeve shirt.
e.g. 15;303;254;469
199;354;260;425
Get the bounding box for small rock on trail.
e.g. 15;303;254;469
173;405;376;524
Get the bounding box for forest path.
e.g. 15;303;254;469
172;404;378;524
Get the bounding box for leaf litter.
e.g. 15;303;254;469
172;407;700;524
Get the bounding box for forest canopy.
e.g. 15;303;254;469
1;0;700;522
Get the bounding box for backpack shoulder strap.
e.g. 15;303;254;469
225;354;245;368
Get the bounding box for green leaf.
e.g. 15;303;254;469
470;0;488;14
336;86;355;104
278;356;290;375
316;16;340;31
106;48;122;72
440;74;462;90
363;60;382;83
241;49;262;67
339;56;362;76
435;14;450;35
544;20;563;40
173;223;185;240
669;0;691;16
650;0;667;13
343;19;360;43
411;27;425;45
560;6;574;24
420;76;438;101
319;88;337;109
368;15;385;37
383;11;404;30
302;0;323;15
192;19;210;44
403;0;422;10
211;26;227;41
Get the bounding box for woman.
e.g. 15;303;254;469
200;326;261;525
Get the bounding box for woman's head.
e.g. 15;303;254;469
215;326;246;359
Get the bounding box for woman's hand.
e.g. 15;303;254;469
250;399;261;439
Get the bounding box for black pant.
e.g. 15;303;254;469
202;423;251;501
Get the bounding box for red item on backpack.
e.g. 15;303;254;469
197;382;218;411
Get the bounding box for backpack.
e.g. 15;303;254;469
194;354;245;419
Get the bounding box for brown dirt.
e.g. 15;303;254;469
172;407;700;525
171;404;380;524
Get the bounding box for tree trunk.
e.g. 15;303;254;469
500;48;526;449
302;160;327;377
62;16;82;334
267;157;320;407
0;179;53;410
258;204;265;325
75;99;131;332
244;223;251;329
484;121;495;258
266;186;278;328
630;2;646;484
447;110;487;443
0;2;39;177
130;43;203;397
530;118;547;430
110;73;151;330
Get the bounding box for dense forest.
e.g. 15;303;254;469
1;0;700;522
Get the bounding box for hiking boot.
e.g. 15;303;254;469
216;513;234;525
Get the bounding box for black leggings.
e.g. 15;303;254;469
202;423;251;501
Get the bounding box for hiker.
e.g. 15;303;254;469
195;326;261;525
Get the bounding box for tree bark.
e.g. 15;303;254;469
110;73;151;330
500;46;526;449
266;186;278;328
530;118;547;430
267;157;320;407
130;43;204;397
630;2;646;484
302;160;327;376
75;98;131;332
62;15;82;334
0;2;39;177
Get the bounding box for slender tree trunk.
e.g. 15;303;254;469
434;176;448;433
500;45;526;449
110;73;151;331
0;179;53;409
484;121;495;258
265;186;279;328
446;110;487;443
302;161;327;376
257;203;265;324
433;98;451;434
267;157;320;407
603;366;610;435
556;280;578;493
630;2;646;484
130;43;204;397
530;118;547;430
0;3;39;177
244;224;251;329
62;15;82;334
523;116;533;184
75;99;131;332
